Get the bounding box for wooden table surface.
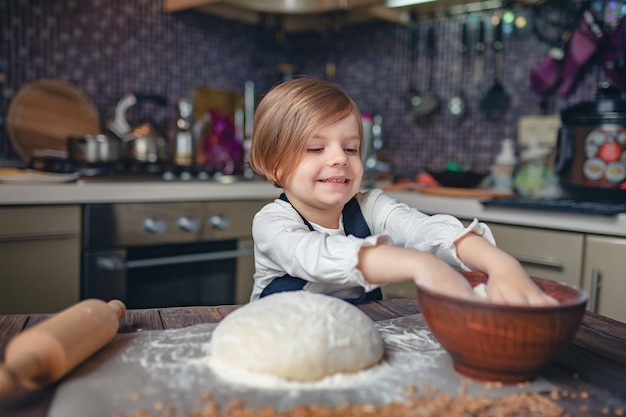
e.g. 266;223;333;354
0;299;625;417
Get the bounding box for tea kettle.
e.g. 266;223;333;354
108;93;168;164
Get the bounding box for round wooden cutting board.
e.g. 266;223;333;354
6;79;100;163
416;186;512;199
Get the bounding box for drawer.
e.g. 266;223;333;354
0;205;80;240
487;223;584;287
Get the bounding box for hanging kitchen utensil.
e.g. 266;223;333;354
602;16;626;91
480;18;510;119
108;93;169;164
448;20;469;120
322;12;344;83
407;18;421;113
412;23;440;118
471;18;486;87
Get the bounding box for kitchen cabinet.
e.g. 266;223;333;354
485;224;626;322
0;198;268;313
0;205;81;314
487;223;584;288
582;235;626;323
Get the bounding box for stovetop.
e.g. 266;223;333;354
76;170;246;184
28;156;239;183
482;197;626;216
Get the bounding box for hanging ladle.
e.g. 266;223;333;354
408;18;422;113
448;21;469;120
480;18;510;119
413;23;440;118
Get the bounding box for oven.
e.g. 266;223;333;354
81;200;264;309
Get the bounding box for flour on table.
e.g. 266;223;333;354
48;313;557;417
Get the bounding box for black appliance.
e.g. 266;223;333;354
555;84;626;202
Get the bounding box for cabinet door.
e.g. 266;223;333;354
235;238;255;304
487;223;584;287
583;235;626;323
0;206;81;314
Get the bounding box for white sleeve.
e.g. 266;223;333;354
358;189;495;271
252;200;388;292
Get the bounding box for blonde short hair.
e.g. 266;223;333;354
248;77;362;186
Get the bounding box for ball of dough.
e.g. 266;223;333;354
211;291;384;381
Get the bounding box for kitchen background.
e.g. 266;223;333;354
0;0;620;177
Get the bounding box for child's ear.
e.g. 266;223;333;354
270;168;284;186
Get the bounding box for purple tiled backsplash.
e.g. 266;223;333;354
0;0;608;176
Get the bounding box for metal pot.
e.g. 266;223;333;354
67;134;122;164
108;93;168;164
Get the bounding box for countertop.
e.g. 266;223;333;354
2;181;625;237
386;191;626;238
0;179;282;204
0;299;625;417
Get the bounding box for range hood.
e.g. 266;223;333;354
163;0;523;30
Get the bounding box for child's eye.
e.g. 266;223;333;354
307;147;324;153
345;147;360;154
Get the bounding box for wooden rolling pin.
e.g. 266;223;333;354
0;299;126;401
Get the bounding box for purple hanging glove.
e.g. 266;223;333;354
559;10;605;96
530;32;570;94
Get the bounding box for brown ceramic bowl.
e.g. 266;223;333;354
417;271;588;384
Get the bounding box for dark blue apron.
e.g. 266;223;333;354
260;193;383;303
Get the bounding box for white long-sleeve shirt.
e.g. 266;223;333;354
250;188;495;302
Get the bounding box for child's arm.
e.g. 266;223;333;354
454;233;558;306
356;244;480;301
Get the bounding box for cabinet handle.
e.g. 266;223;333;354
0;232;78;243
511;254;563;269
589;267;601;313
96;247;254;271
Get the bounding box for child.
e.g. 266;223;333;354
247;77;557;306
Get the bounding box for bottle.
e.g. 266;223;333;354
174;99;194;168
490;138;517;193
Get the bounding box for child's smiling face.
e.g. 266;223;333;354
281;114;363;227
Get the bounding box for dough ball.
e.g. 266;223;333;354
210;291;384;381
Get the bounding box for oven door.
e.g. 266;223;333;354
82;240;251;309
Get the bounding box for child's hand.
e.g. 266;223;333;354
454;233;559;307
485;263;559;307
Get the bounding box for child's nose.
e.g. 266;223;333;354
328;147;348;166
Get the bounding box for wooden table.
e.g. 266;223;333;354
1;299;625;416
